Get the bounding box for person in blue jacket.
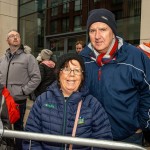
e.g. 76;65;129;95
23;53;112;150
79;8;150;145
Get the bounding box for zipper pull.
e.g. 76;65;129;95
98;69;101;80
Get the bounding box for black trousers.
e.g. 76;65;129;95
14;101;26;150
143;131;150;142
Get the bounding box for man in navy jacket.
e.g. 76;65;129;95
80;8;150;145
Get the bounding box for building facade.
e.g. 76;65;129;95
0;0;150;59
0;0;18;56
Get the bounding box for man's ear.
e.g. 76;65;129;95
113;34;115;39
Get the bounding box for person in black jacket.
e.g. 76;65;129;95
35;49;56;97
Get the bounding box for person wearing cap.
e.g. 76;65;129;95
79;8;150;145
23;53;112;150
34;49;56;97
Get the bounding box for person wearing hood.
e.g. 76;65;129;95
24;45;32;54
0;29;41;150
79;8;150;145
34;49;56;97
23;53;112;150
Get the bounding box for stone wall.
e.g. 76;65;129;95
0;0;18;56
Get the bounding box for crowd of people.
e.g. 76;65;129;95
0;8;150;150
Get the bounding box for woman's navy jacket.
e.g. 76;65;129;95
23;81;112;150
79;38;150;141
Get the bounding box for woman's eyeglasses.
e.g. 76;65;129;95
61;68;83;76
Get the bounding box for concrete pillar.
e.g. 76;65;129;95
0;0;18;56
140;0;150;43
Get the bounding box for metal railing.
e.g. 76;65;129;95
0;120;146;150
0;130;145;150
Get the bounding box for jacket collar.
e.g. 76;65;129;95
80;36;128;63
47;81;89;104
6;44;24;54
5;45;24;59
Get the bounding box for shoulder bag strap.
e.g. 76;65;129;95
69;100;82;150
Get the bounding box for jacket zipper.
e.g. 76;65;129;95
62;99;67;150
6;54;15;88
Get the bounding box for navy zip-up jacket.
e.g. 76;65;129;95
79;37;150;141
23;81;112;150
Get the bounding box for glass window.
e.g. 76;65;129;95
68;38;76;53
74;16;82;31
51;0;59;7
51;7;58;16
63;2;69;13
20;1;37;17
117;16;140;45
74;0;82;11
20;0;46;17
50;21;57;34
49;39;65;61
19;13;38;55
37;12;45;47
19;11;45;55
57;39;64;52
37;0;46;11
62;18;69;32
20;0;32;5
94;0;102;2
112;0;123;4
115;10;123;19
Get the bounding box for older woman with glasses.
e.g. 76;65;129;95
23;53;112;150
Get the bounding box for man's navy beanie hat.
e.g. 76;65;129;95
87;8;117;35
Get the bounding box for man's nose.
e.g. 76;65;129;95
95;30;101;39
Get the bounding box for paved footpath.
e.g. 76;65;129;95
23;99;150;150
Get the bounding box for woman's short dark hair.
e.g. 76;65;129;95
55;53;85;89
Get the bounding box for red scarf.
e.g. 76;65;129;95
96;39;118;67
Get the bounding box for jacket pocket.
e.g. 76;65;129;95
10;84;24;96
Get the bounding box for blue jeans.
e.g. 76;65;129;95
14;101;26;150
121;132;143;146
